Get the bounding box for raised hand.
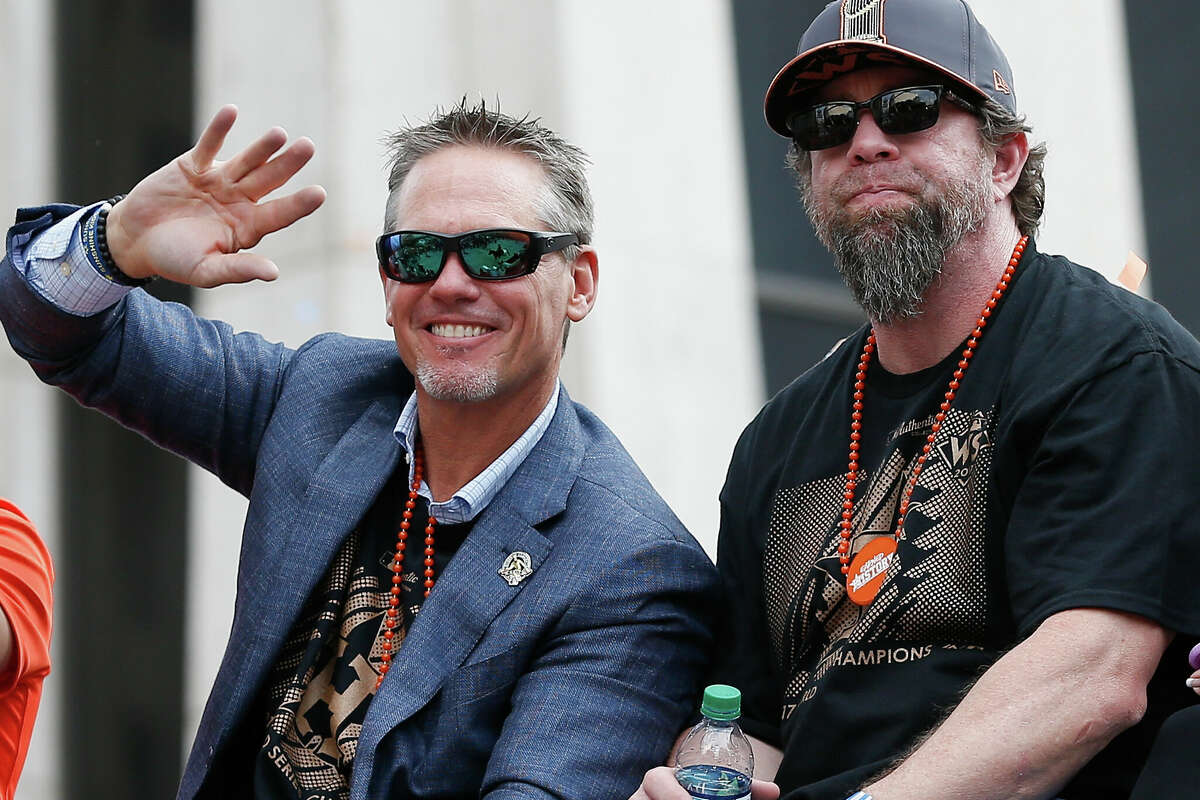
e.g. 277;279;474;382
104;105;327;287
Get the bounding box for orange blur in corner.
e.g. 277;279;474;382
0;499;54;800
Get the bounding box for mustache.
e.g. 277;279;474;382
827;168;926;204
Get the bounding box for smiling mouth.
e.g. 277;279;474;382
429;323;492;339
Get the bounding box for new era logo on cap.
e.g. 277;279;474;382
993;69;1012;95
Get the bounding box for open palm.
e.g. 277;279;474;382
105;105;326;287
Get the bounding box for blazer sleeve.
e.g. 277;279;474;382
480;533;718;800
1;208;295;496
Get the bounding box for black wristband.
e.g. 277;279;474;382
95;195;153;287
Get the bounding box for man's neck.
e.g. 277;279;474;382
414;377;558;502
872;213;1025;375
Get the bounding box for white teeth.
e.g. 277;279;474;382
431;324;489;339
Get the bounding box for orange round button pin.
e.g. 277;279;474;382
846;536;897;606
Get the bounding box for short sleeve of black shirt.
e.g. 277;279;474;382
1004;350;1200;637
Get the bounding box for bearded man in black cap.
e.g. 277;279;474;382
635;1;1200;799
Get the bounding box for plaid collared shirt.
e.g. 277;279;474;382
392;385;559;524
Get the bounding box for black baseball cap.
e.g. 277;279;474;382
764;0;1017;138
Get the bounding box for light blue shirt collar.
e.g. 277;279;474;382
392;383;560;524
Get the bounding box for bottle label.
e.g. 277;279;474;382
675;764;752;800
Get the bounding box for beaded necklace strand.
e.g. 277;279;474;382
376;443;437;688
840;237;1028;605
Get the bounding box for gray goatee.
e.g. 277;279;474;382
415;360;499;403
801;160;992;324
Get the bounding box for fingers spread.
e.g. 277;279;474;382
193;105;239;170
226;126;290;183
194;252;280;288
238;137;317;202
248;186;327;243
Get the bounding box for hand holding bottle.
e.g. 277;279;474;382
630;685;780;800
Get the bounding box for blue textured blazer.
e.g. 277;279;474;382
1;205;718;799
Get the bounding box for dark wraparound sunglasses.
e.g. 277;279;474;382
376;228;579;283
787;85;974;152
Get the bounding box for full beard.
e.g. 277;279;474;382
415;358;499;403
801;158;993;324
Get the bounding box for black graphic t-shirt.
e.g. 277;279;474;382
712;243;1200;800
251;468;473;800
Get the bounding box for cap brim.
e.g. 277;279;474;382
763;40;992;138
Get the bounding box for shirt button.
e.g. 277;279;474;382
59;262;72;277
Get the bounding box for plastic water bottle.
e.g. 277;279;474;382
674;684;754;800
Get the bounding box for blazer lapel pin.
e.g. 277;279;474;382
498;551;534;586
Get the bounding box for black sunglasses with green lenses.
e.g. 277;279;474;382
376;228;579;284
787;84;972;152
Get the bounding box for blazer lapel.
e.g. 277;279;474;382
353;388;584;797
190;397;402;776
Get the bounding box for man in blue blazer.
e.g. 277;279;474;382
0;102;717;799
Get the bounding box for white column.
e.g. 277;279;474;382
971;0;1147;288
551;0;764;551
0;2;62;798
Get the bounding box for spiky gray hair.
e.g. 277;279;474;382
382;99;594;263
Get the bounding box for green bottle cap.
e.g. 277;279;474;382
700;684;741;721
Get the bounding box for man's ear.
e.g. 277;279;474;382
992;131;1029;201
565;246;599;323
